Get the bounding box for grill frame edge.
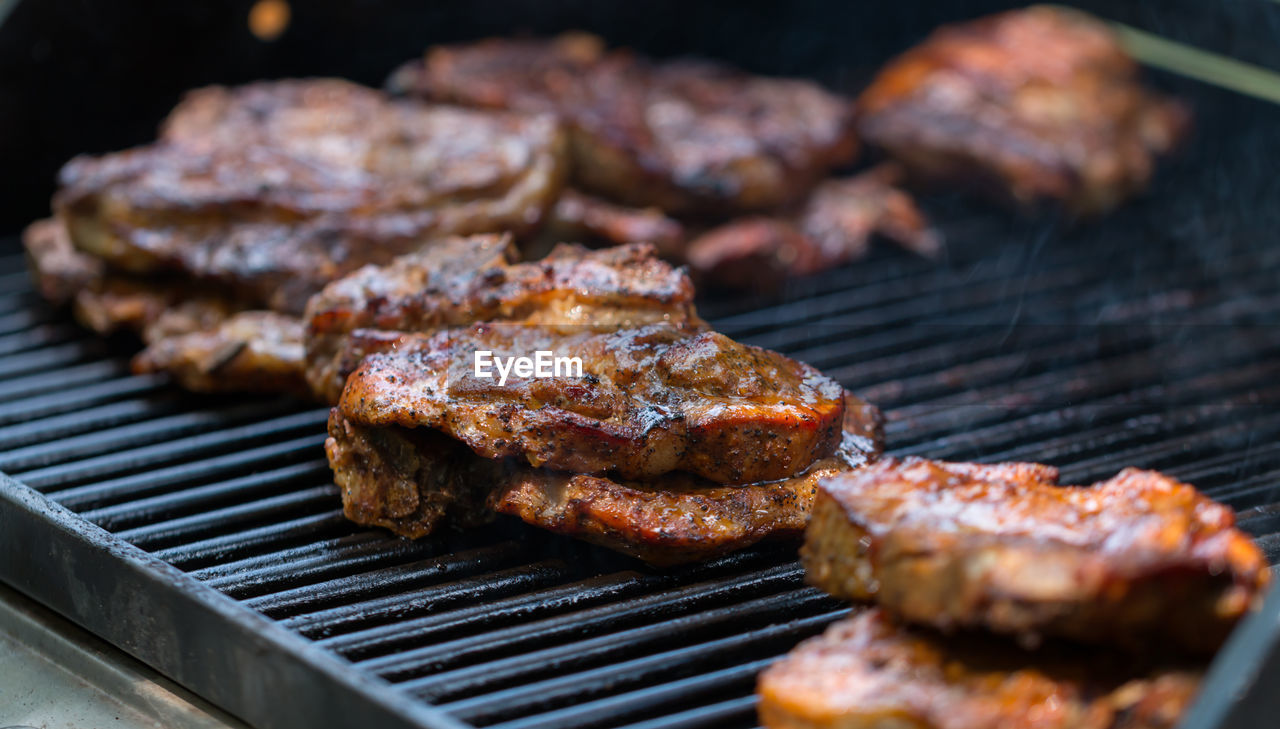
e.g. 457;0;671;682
0;470;471;729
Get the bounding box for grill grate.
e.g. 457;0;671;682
2;68;1280;729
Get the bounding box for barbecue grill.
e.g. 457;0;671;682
2;1;1280;728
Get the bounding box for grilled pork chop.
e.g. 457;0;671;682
56;79;568;315
132;311;308;396
25;216;307;395
327;392;881;563
327;411;496;539
338;322;846;484
758;609;1200;729
803;457;1270;653
687;165;942;289
489;395;882;564
395;33;857;214
538;188;685;257
856;6;1190;215
305;237;701;403
24;217;241;340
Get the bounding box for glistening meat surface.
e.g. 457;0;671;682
55;79;568;314
856;6;1189;214
758;609;1200;729
803;457;1270;653
338;323;846;484
397;33;857;214
304;237;703;403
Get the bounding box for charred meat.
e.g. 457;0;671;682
338;323;846;484
304;236;702;403
803;457;1270;653
856;6;1190;215
758;608;1200;729
397;33;858;214
56;79;568;315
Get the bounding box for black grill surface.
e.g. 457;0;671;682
2;63;1280;729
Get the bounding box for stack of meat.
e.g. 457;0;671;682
312;235;884;563
758;457;1271;729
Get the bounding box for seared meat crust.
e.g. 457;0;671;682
56;79;568;314
803;457;1270;653
326;410;495;538
339;323;846;484
490;395;883;564
758;609;1200;729
403;33;857;214
687;165;941;289
856;6;1190;215
132;311;308;397
304;237;702;402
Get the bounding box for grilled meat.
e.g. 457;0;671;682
687;165;941;289
304;236;702;403
338;323;846;484
55;79;568;314
758;609;1200;729
856;6;1190;215
326;411;496;539
803;457;1270;653
327;392;881;563
25;216;302;394
539;189;685;257
398;33;858;214
132;311;308;397
24;217;241;340
489;395;882;564
23;218;98;306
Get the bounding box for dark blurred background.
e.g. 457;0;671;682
1;0;1278;235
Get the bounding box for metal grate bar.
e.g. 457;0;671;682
360;565;806;681
81;460;334;531
436;610;844;725
406;590;831;704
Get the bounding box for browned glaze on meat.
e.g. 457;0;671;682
538;188;685;257
687;164;941;289
398;33;857;214
132;311;308;397
804;457;1270;653
304;236;703;402
338;323;846;484
326;410;496;538
490;395;882;564
856;6;1190;215
758;608;1201;729
55;79;568;314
